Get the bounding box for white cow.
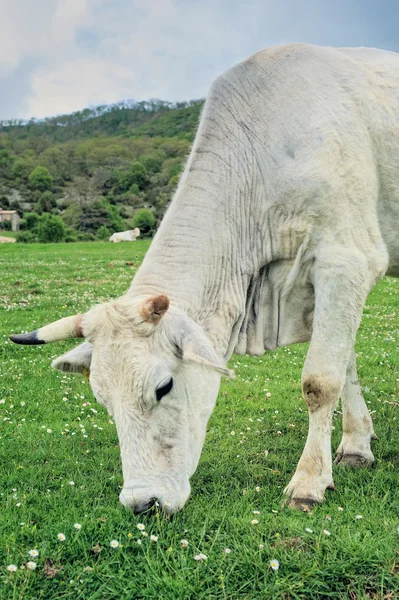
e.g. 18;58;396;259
109;228;140;242
10;44;399;514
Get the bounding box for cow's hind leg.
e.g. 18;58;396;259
284;249;377;510
335;351;376;467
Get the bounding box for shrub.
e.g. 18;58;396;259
36;214;66;243
65;228;78;243
28;166;53;192
37;191;55;213
131;208;155;237
114;162;149;193
0;220;11;231
23;213;40;230
97;225;111;240
77;232;97;242
12;158;34;181
140;153;165;175
16;230;37;243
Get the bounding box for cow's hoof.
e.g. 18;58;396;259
287;497;318;512
283;471;334;511
335;452;374;468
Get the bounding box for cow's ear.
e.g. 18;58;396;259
52;342;93;374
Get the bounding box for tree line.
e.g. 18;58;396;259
0;99;204;242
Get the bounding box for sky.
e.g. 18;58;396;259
0;0;398;121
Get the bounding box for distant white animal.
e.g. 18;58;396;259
109;228;140;242
10;44;399;515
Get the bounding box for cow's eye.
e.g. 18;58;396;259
156;377;173;401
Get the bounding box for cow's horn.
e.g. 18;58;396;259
10;314;84;345
139;294;169;324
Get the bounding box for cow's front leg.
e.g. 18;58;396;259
284;373;339;510
284;249;377;510
335;351;376;467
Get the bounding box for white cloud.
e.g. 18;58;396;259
22;0;257;118
51;0;90;47
0;0;56;75
0;0;398;120
27;58;136;117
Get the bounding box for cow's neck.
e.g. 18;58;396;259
129;168;253;359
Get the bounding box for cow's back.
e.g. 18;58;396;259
338;47;399;80
215;44;399;272
334;47;399;274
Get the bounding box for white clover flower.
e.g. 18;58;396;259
305;528;313;533
355;515;363;520
270;559;279;571
27;561;37;570
255;486;261;492
141;531;148;537
251;519;259;525
137;539;142;545
150;535;158;543
337;506;344;512
74;523;82;530
224;548;232;554
259;544;264;550
28;549;39;558
323;530;331;536
194;553;208;561
57;533;66;542
46;429;52;434
137;523;145;531
253;510;260;515
7;564;17;572
110;540;119;548
68;481;75;486
181;539;189;548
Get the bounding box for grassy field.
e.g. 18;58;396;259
1;241;399;599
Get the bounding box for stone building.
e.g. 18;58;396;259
0;209;21;231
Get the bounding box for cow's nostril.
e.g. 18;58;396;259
133;498;156;514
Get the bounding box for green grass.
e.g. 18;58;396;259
1;241;399;599
0;231;17;238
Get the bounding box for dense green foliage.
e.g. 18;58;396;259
0;100;204;240
1;241;399;598
17;214;67;243
28;166;53;192
131;208;156;237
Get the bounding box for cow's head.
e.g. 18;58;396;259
10;295;233;514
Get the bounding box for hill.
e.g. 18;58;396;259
0;99;204;241
0;99;203;142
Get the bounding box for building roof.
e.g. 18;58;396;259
0;210;19;215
